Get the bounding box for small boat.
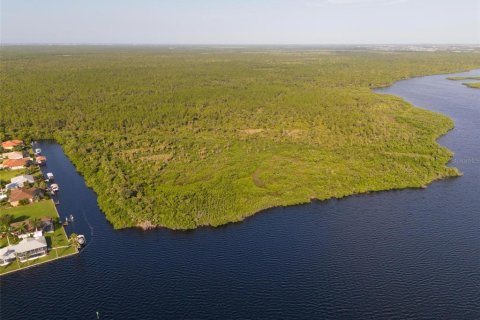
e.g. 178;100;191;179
69;214;74;222
46;172;54;181
51;183;60;192
63;217;69;226
35;148;42;155
77;235;86;245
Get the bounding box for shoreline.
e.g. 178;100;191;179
135;68;479;231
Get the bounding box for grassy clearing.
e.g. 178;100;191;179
1;47;479;229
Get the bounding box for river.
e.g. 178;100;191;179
1;70;479;319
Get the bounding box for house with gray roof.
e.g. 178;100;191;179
10;175;35;188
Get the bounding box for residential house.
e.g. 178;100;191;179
1;140;24;150
0;234;48;265
10;175;35;188
2;151;25;160
1;158;31;170
9;187;43;207
15;236;48;262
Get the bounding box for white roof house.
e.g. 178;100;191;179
10;175;35;187
0;234;48;266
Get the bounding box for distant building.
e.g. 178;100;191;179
10;175;35;188
9;187;43;207
1;140;24;150
1;158;31;170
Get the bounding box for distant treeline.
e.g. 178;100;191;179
1;47;479;229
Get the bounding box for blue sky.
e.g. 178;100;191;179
1;0;479;44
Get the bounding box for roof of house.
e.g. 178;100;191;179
9;188;41;203
0;246;16;261
2;151;24;160
35;156;47;161
5;182;19;190
1;140;24;148
2;158;30;168
11;175;35;185
13;236;47;254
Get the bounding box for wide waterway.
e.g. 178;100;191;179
1;70;479;319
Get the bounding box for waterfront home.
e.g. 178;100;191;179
9;187;43;207
1;151;25;160
0;234;48;266
15;236;48;262
1;140;24;150
35;155;47;165
10;175;35;188
1;158;31;170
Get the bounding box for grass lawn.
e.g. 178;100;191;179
0;168;27;182
0;200;58;221
0;200;78;276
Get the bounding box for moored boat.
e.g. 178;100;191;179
77;235;86;245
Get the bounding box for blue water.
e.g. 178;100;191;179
1;71;479;319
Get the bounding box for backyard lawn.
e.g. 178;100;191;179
0;199;58;220
0;168;28;181
0;200;78;275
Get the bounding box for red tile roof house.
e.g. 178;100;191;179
9;188;44;207
1;158;32;170
1;140;24;150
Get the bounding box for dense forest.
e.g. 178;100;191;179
1;47;479;229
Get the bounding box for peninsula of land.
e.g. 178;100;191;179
1;47;479;230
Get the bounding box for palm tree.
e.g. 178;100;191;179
30;218;41;231
69;233;79;249
0;224;15;247
15;222;28;236
0;214;13;229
